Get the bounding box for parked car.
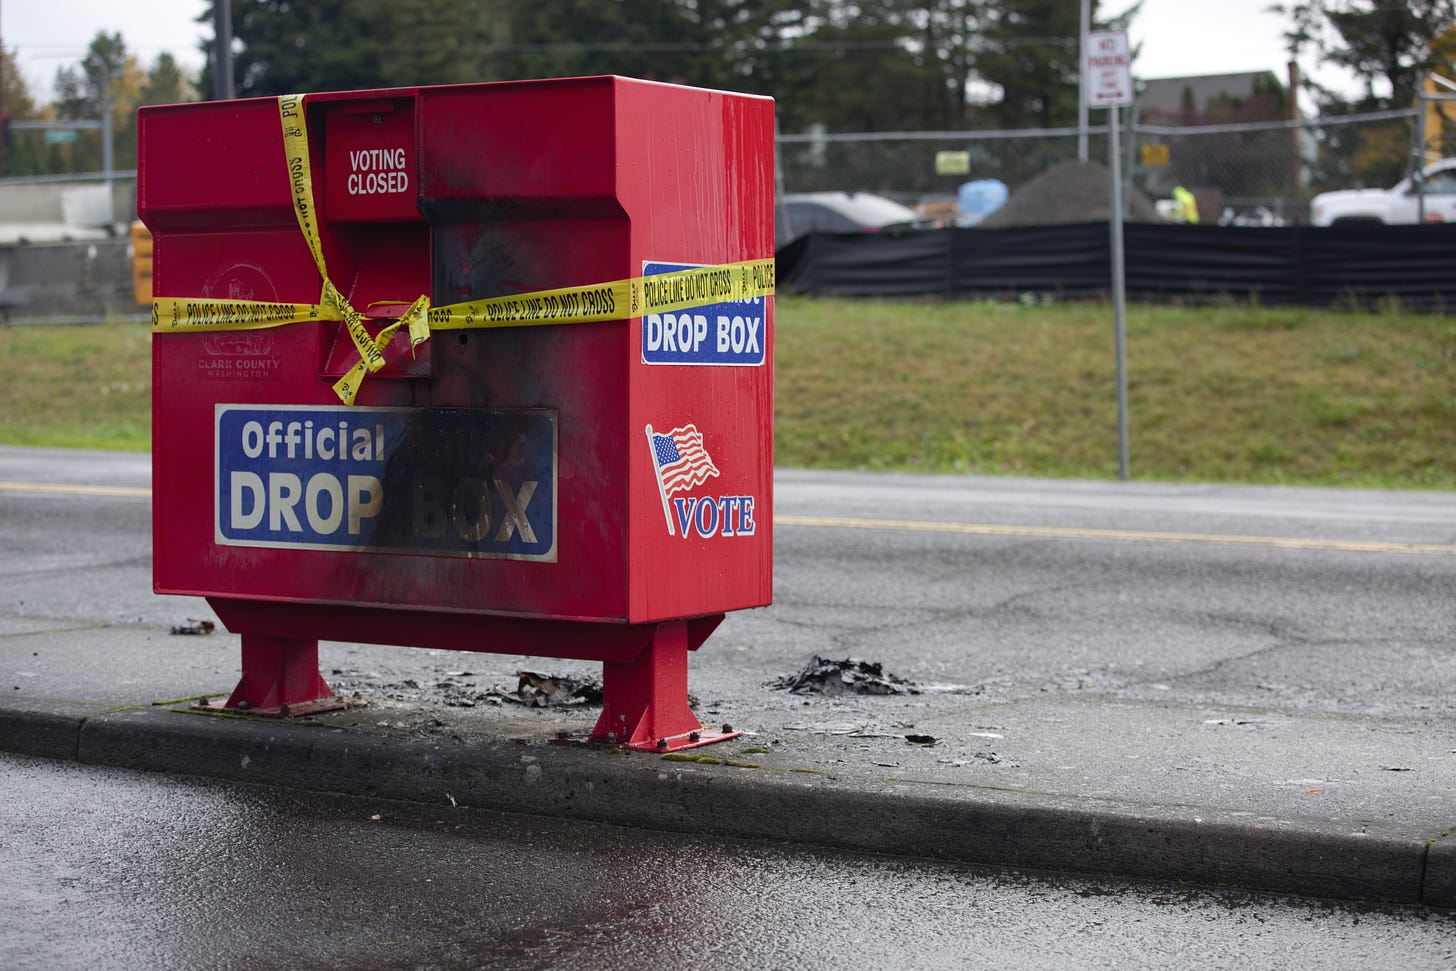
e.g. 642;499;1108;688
776;191;940;247
1309;160;1456;226
1219;205;1285;227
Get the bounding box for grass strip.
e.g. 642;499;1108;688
5;301;1454;489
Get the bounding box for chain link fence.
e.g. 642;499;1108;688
0;173;143;323
778;108;1425;228
0;237;138;323
0;108;1438;321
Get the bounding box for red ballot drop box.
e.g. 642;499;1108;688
138;76;774;750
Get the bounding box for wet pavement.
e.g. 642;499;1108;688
1;448;1455;909
5;753;1452;971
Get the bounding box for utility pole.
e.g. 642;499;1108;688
1077;0;1091;162
92;54;113;190
213;0;235;100
1;0;7;178
1287;61;1300;224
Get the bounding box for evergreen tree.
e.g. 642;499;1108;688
1;46;43;176
910;0;997;129
786;15;946;133
53;32;128;120
500;0;703;83
50;33;136;173
1276;0;1456;111
212;0;517;96
1275;0;1456;185
679;0;817;98
140;53;195;109
972;0;1136;131
189;0;1146;141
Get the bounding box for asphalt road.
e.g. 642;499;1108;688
751;470;1456;722
3;447;1456;923
4;753;1452;971
4;449;1454;726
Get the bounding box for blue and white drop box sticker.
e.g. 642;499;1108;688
641;261;766;366
215;404;556;561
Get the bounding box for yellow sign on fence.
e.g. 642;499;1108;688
935;151;971;176
1140;143;1170;167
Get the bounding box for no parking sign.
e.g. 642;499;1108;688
1084;31;1133;108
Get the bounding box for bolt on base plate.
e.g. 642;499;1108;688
191;695;349;718
555;724;742;752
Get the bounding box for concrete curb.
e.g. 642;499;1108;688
1428;834;1456;907
2;699;1447;908
0;698;119;761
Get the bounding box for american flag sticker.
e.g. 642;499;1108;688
646;423;720;535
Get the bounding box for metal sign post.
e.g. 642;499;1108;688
1077;0;1091;162
1085;30;1134;481
1108;105;1129;482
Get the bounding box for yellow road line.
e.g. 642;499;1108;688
0;481;152;499
774;514;1456;556
3;481;1449;555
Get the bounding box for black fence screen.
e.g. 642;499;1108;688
778;223;1456;309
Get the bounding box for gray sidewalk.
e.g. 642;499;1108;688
3;614;1452;908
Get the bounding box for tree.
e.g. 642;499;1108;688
197;0;1144;145
783;11;949;133
214;0;517;96
1276;0;1456;110
141;53;194;108
49;32;143;173
972;0;1137;131
499;0;705;83
765;0;1139;135
1;46;45;176
677;0;814;96
211;0;810;97
1425;23;1456;159
1274;1;1456;186
53;32;128;120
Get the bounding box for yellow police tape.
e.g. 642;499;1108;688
150;94;775;406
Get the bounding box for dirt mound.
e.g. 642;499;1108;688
980;159;1163;228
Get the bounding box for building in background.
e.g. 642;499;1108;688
1134;71;1296;224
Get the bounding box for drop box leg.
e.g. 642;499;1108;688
590;620;740;752
207;634;344;717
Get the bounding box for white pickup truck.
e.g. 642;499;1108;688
1310;160;1456;225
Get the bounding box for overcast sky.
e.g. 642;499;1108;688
4;0;1348;105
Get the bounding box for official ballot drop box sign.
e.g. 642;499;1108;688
139;78;774;745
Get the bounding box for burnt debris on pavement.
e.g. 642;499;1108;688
769;655;920;696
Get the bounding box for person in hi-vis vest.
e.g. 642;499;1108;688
1172;185;1200;224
